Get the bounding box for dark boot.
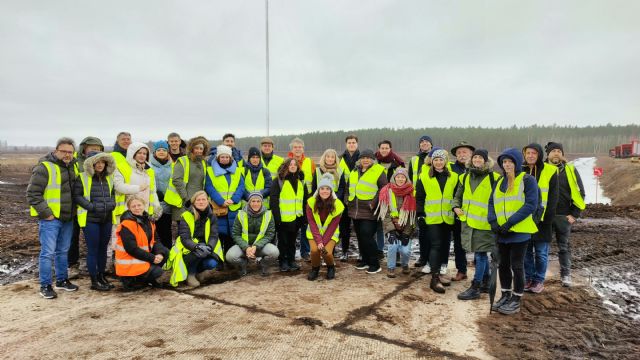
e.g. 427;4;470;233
430;274;445;294
279;261;290;272
90;275;110;291
414;258;427;267
259;259;270;277
307;267;320;281
98;273;115;289
457;281;481;300
491;291;512;312
498;294;521;315
479;277;490;294
288;260;301;271
326;265;335;280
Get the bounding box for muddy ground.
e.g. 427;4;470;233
1;154;640;359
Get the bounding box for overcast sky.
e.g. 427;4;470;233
1;1;639;146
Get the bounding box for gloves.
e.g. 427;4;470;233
193;243;211;258
497;224;510;236
184;200;192;209
400;234;410;246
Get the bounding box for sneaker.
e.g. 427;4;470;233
561;275;572;287
402;265;410;275
339;254;349;262
491;291;512;312
39;285;57;299
420;263;431;274
279;263;291;272
497;295;521;315
524;279;533;291
457;281;481;300
355;261;368;270
440;264;448;275
387;268;396;278
54;279;79;292
366;265;381;274
529;282;544;294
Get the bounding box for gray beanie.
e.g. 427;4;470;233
317;173;334;190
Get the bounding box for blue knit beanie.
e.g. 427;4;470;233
153;140;169;152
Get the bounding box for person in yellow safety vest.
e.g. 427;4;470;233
72;151;116;291
408;135;433;184
287;137;315;260
110;131;131;182
347;149;387;274
27;137;80;299
376;168;416;279
228;192;278;276
415;149;459;294
452;149;500;300
270;157;309;272
167;191;224;288
410;137;435;270
488;148;539;315
206;144;245;254
163;136;209;223
521;143;559;294
113;142;162;221
338;134;359;262
545;142;586;288
242;147;272;209
260;137;284;180
305;174;344;281
115;196;169;290
312;149;346;201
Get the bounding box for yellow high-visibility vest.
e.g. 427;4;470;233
348;163;385;201
305;197;344;243
29;161;61;218
163;156;206;208
458;172;499;230
537;163;558;219
493;173;538;234
564;163;586;210
279;179;304;222
207;166;242;212
419;170;459;225
77;172;114;227
114;164;156;217
261;154;284;180
237;210;272;245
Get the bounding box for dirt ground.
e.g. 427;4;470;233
1;154;640;359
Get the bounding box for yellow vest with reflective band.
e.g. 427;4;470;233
237;210;272;245
112;152;128;216
348;163;385;201
114;164;156;217
564;163;586;210
458;172;500;230
410;156;421;182
492;173;538;234
536;163;558;218
243;167;270;209
301;157;314;193
261;154;284;180
420;170;458;225
163;156;206;208
30;161;61;218
339;157;352;185
207;166;242;212
166;210;225;287
279;179;304;222
77;173;114;227
315;168;341;192
305;197;344;243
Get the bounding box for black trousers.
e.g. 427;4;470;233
277;220;301;265
417;221;430;262
155;213;174;250
498;241;528;295
68;217;81;266
353;219;379;268
426;223;452;274
339;214;353;255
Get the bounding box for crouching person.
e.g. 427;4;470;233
168;191;225;287
227;192;279;276
115;196;169;290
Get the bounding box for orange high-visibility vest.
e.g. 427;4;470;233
115;219;156;277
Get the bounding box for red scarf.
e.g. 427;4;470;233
377;182;416;227
375;150;406;167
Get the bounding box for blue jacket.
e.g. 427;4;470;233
488;147;537;244
205;159;245;236
149;155;172;195
242;162;272;201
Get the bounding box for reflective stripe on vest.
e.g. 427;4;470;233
537;163;558;218
339;157;351;184
164;156;206;208
114;166;156;217
207;166;242;211
348;163;385;201
305;197;344;243
388;189;399;218
77;173;113;227
238;210;272;245
111;152;129;216
30;161;61;218
262;154;284;180
410;156;420;182
565;163;586;210
459;173;497;230
301;157;314;193
420;171;458;225
244;168;266;193
279;179;304;222
493;173;538;234
115;219;155;277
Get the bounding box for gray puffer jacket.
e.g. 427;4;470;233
27;152;77;222
73;152;116;224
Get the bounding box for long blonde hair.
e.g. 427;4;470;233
319;148;339;183
190;190;210;220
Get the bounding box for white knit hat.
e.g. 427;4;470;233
216;144;232;158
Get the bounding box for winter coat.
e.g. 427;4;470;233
452;158;497;252
205;158;245;236
170;156;207;221
118;210;169;263
381;194;415;238
27;152;77;222
232;203;276;250
242;162;272;201
347;164;388;220
113;142;162;219
177;206;218;252
76;137;104;173
522;143;559;224
270;172;309;231
73;152;116;224
554;162;586;218
149;155;172;196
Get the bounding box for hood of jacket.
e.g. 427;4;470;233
465;156;495;174
126;142;151;168
522;143;544;169
497;148;523;175
78;137;104;158
83;152;116;176
186;136;210;160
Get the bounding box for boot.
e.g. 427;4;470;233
90;275;110;291
98;273;115;289
439;274;452;287
288;261;301;271
186;274;200;287
479;277;490;293
326;265;335;280
196;269;216;283
387;268;396;278
238;259;248;276
259;259;270;277
430;274;445;294
457;281;481;300
492;291;512;312
307;267;320;281
498;294;521;315
279;261;290;272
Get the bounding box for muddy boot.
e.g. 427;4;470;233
402;265;410;275
430;274;445;294
98;272;115;289
238;259;248;277
439;274;452;287
90;275;110;291
479;277;490;293
498;294;521;315
492;291;512;312
307;267;320;281
326;265;335;280
288;261;301;271
196;269;216;283
387;268;396;278
186;274;200;287
259;259;270;277
457;281;481;300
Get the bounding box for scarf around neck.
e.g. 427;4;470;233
376;182;416;227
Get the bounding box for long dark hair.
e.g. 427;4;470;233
314;192;336;215
428;163;450;178
278;158;301;180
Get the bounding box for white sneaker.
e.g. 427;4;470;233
421;263;431;274
440;264;448;275
561;275;572;287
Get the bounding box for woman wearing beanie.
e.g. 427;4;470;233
347;149;387;274
306;174;344;280
377;168;416;278
150;140;174;249
228;192;279;277
242;147;273;207
415;149;459;293
488;148;539;315
452;149;500;300
312;149;346;202
205;144;245;254
270;158;309;272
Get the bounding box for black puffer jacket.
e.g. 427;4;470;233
73;152;116;224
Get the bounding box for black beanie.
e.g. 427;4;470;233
545;142;564;155
472;149;489;162
248;147;260;159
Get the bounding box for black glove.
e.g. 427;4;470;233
497;224;510;236
184;200;192;209
400;234;410;246
193;243;211;258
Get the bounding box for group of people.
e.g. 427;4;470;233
27;131;585;316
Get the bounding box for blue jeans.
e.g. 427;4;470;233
473;252;490;283
38;219;73;286
376;221;384;251
83;221;112;276
187;257;218;274
387;237;412;270
524;241;550;283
